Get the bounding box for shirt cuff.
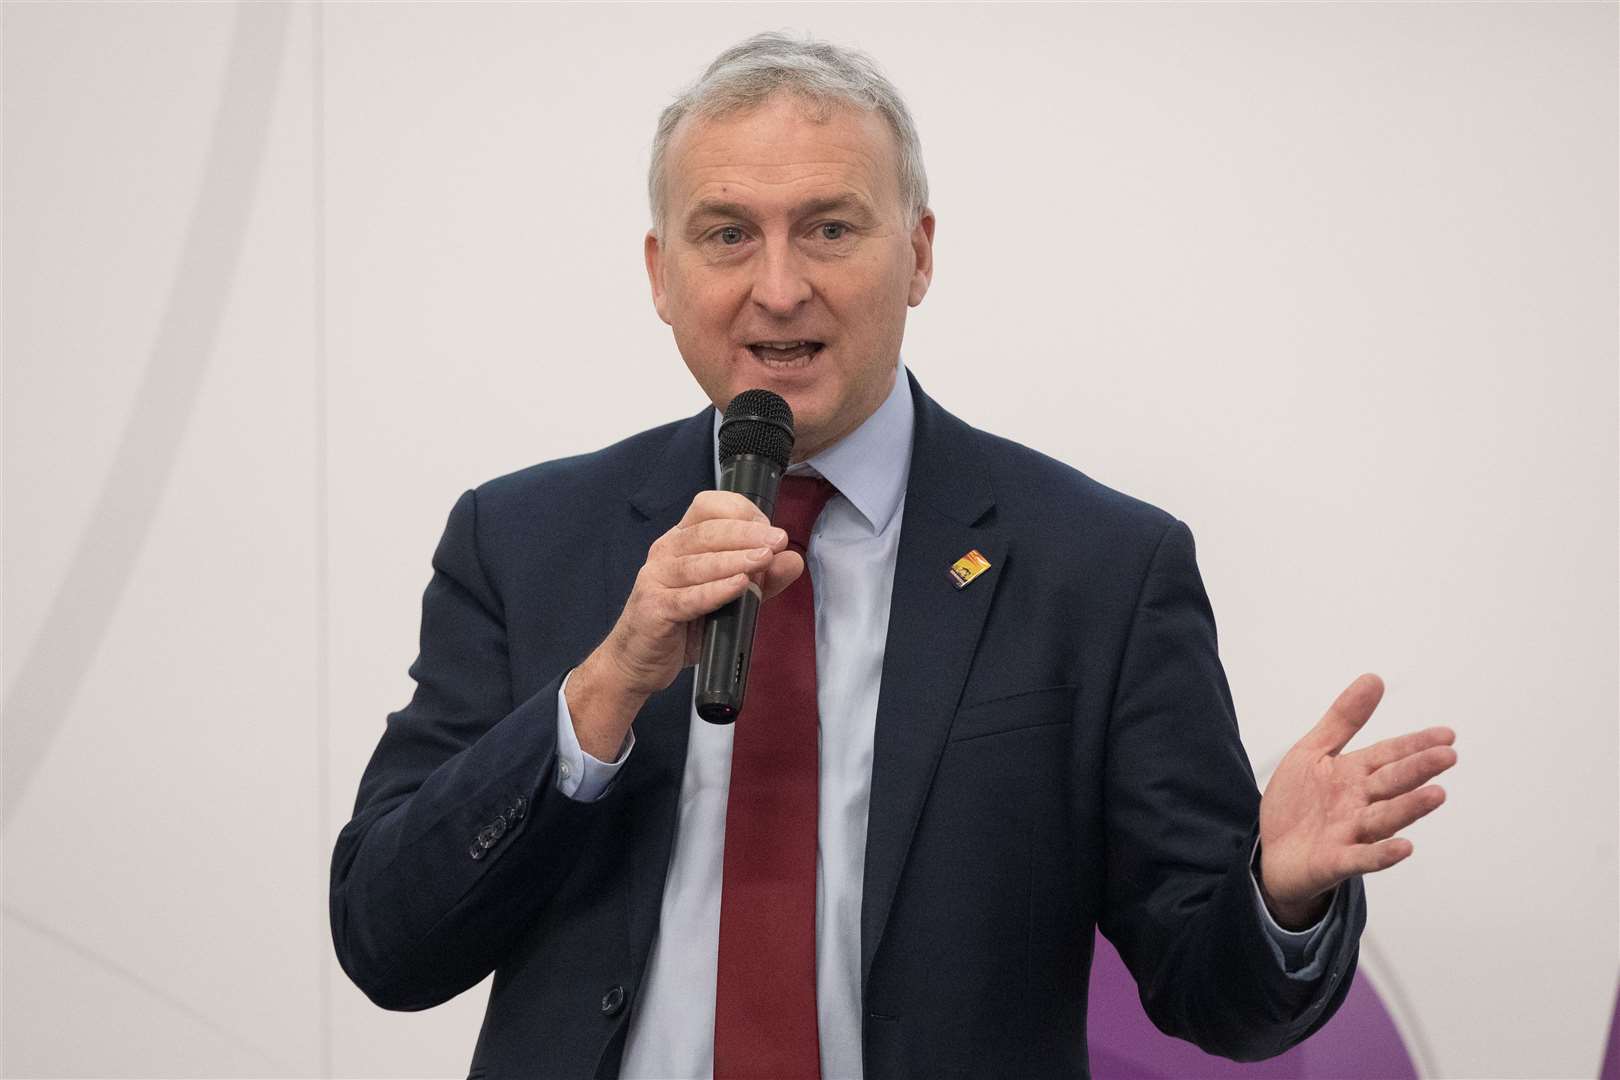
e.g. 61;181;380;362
1248;836;1344;979
554;669;635;802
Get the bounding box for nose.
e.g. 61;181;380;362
749;238;812;317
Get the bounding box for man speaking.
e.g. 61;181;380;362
330;32;1458;1079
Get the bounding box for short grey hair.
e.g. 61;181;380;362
648;31;929;238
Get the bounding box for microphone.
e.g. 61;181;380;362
694;389;795;724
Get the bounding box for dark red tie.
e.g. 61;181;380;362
714;474;838;1080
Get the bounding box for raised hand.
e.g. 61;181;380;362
1256;673;1458;929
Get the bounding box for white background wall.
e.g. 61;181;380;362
4;2;1615;1077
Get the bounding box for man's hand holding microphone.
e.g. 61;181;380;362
565;390;802;760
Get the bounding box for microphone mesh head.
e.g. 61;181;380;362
718;389;795;469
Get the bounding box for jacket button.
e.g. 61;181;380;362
600;985;625;1017
469;841;486;860
488;815;508;840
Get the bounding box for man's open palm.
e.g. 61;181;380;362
1257;674;1458;928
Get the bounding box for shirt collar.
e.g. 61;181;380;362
711;357;914;535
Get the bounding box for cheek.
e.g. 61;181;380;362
859;244;916;313
665;261;728;323
825;257;892;320
683;280;744;337
837;266;907;341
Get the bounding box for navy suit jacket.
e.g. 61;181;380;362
330;373;1366;1078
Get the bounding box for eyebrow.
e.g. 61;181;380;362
682;194;879;237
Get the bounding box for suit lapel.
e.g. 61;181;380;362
609;406;716;973
600;388;1006;993
861;377;1005;989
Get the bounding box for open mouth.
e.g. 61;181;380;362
747;340;824;366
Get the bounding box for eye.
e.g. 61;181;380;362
817;222;848;241
717;226;746;245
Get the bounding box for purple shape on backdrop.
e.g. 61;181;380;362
1600;978;1620;1080
1088;930;1418;1078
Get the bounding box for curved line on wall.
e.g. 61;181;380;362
1256;749;1441;1076
3;904;298;1072
1;3;290;827
1357;932;1440;1077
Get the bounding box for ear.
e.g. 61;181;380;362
907;210;936;307
645;229;673;325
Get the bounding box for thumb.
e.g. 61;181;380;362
759;549;806;601
1302;673;1385;756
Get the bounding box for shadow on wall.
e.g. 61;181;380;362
1087;930;1417;1077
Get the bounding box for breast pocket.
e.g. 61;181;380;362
946;683;1078;743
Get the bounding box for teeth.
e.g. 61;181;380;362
756;341;806;349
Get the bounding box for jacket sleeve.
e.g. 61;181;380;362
1097;518;1368;1061
328;487;617;1011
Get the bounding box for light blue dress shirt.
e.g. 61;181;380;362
553;360;1344;1079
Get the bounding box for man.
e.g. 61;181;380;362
330;32;1458;1079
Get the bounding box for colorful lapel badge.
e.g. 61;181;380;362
948;549;992;590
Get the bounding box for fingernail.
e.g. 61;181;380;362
751;546;771;559
769;528;787;545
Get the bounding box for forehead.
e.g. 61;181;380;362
664;95;903;218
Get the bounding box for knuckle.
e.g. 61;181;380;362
679;553;712;584
696;581;723;611
685;519;712;543
708;490;764;521
707;521;751;551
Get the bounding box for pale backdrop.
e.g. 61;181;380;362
4;2;1616;1077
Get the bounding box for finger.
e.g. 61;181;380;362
661;546;777;588
661;518;787;558
1335;837;1414;878
1366;744;1458;801
1357;784;1447;843
1300;673;1385;756
677;490;771;528
759;549;806;601
1354;725;1457;774
655;574;754;624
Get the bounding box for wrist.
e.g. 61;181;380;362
565;649;646;761
1254;841;1333;930
1259;879;1332;931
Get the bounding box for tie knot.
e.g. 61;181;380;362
773;475;838;551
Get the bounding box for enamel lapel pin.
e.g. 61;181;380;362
948;549;992;590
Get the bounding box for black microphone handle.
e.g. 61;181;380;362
694;454;783;724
